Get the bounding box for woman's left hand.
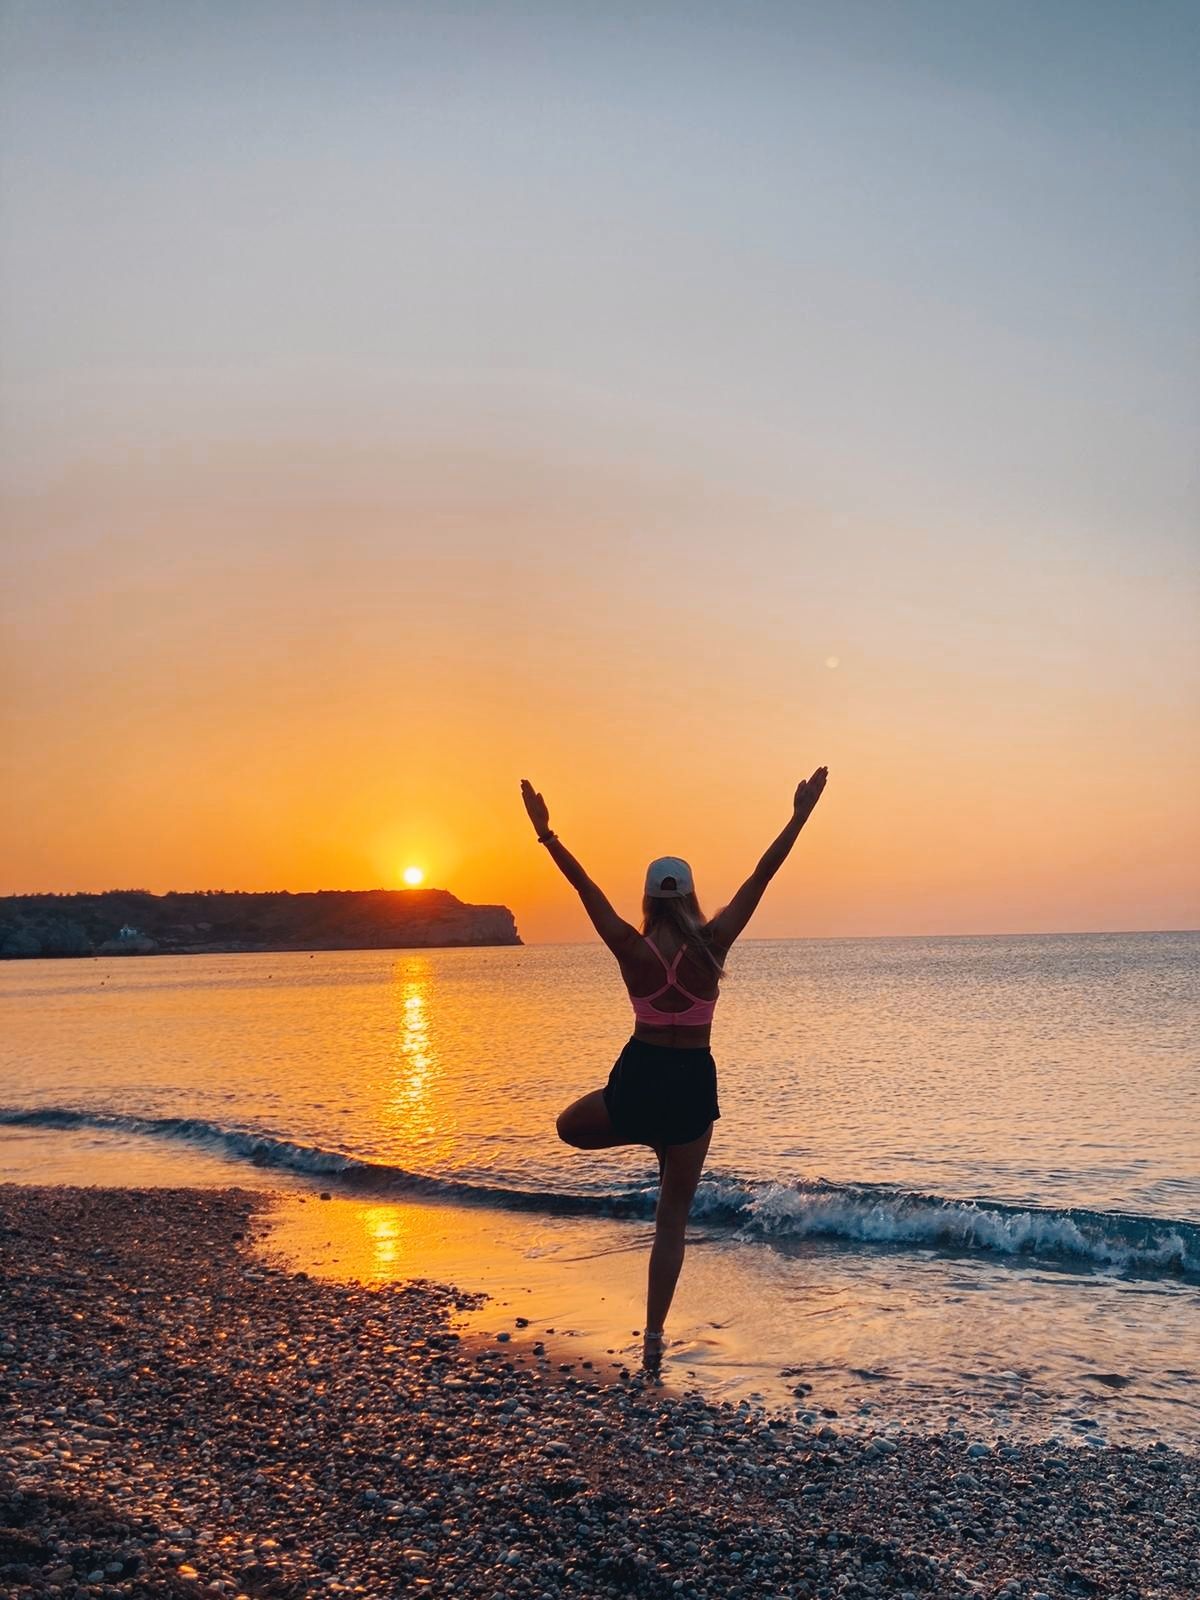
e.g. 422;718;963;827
521;778;551;835
793;765;828;817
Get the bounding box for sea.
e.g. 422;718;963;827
2;933;1197;1450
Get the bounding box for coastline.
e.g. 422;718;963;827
2;1186;1196;1599
0;940;524;961
0;889;522;960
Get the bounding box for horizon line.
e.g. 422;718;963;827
2;888;1196;945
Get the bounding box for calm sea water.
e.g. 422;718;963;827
2;933;1197;1448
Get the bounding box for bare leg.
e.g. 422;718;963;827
556;1090;629;1150
645;1124;713;1340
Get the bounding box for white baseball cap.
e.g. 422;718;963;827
645;856;694;897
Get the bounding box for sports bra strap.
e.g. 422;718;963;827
629;936;718;1023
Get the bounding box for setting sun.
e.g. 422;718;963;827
402;866;425;887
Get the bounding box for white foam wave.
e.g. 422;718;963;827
3;1106;1196;1278
690;1178;1200;1275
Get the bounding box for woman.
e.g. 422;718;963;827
520;766;829;1363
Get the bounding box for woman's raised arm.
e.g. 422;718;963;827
520;779;642;959
706;766;828;950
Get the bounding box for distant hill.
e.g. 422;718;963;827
0;889;521;958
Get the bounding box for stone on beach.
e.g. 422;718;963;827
1;1184;1197;1600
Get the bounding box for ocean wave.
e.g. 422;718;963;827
3;1104;1197;1279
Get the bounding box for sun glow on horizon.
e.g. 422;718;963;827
402;866;425;887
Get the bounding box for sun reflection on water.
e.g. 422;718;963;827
382;958;456;1167
362;1205;401;1272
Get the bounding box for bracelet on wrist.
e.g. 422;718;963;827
537;830;557;845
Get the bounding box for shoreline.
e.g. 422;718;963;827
3;1137;1198;1444
0;939;524;962
2;1185;1196;1599
0;946;522;962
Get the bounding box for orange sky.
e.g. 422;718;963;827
1;6;1197;943
3;436;1196;943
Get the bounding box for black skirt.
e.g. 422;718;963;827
602;1036;721;1147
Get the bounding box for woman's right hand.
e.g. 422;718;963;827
521;778;551;836
793;765;828;817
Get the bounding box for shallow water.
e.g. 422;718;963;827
2;933;1198;1447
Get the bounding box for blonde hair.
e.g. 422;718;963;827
641;889;725;979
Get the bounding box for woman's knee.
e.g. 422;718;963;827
556;1090;617;1150
557;1100;599;1147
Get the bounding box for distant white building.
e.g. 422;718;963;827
117;924;141;940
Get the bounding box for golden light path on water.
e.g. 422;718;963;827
383;962;458;1174
360;1206;401;1273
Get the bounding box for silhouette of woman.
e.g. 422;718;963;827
521;767;828;1365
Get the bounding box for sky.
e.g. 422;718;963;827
1;0;1197;943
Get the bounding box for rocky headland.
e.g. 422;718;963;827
0;889;521;958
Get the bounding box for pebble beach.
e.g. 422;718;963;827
1;1186;1196;1600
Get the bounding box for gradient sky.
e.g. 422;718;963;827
2;1;1197;942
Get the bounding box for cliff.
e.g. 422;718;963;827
0;889;522;958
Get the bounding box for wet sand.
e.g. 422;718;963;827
263;1190;1200;1448
1;1185;1197;1599
262;1190;759;1399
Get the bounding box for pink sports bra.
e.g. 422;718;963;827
628;937;719;1028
